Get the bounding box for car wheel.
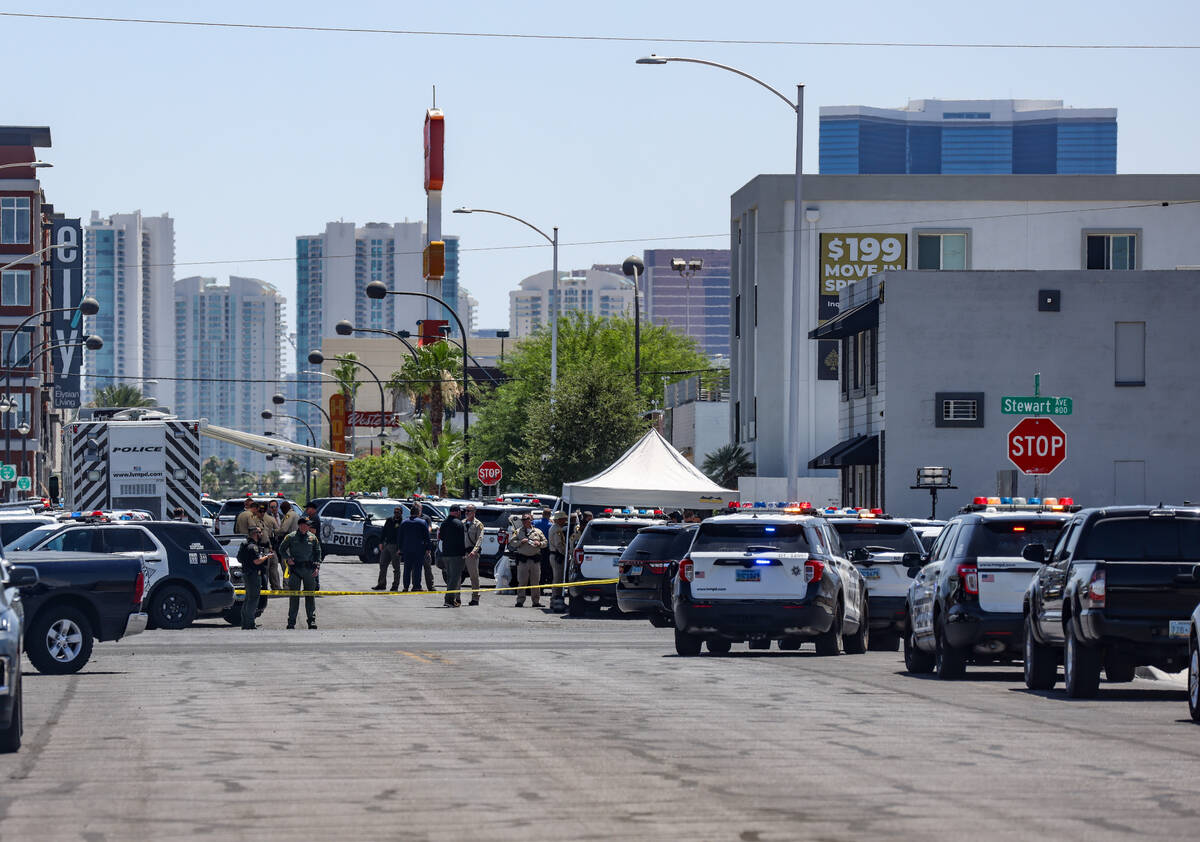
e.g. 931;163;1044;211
27;606;95;675
904;626;935;674
706;638;731;655
1064;622;1101;698
1189;635;1200;723
567;596;586;618
778;637;802;651
1023;613;1057;690
1104;652;1137;683
361;536;380;565
151;584;198;630
0;675;21;753
868;632;900;652
674;628;702;656
647;613;673;629
815;601;844;656
934;614;966;680
844;598;870;655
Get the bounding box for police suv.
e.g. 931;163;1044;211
568;511;665;617
673;506;869;656
905;496;1075;679
310;496;417;563
825;510;927;651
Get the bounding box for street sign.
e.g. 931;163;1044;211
1008;417;1067;475
1001;395;1073;416
477;460;503;486
0;465;15;483
15;476;31;491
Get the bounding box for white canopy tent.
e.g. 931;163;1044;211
560;429;738;509
199;421;351;462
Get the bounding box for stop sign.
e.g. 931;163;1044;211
477;460;503;486
1007;418;1067;475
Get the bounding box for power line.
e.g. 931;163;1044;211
2;11;1196;50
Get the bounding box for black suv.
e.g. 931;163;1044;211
9;520;235;630
1023;506;1200;697
616;523;698;627
905;509;1071;679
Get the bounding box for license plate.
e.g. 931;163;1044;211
1169;620;1190;639
860;568;881;580
629;565;642;576
735;569;761;582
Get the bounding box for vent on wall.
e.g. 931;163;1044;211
942;399;978;422
935;392;985;428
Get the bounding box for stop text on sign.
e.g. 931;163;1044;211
1007;417;1067;476
477;460;502;486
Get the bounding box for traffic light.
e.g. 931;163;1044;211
423;241;445;280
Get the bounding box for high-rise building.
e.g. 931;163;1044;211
439;235;463;336
458;286;478;337
295;221;426;431
174;276;284;473
642;249;731;358
508;266;637;338
819;99;1117;175
84;210;175;400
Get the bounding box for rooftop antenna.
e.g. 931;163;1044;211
432;84;436;108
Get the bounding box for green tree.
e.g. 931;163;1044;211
89;383;154;408
472;313;706;485
332;354;361;402
345;418;465;496
389;341;463;447
512;366;648;492
701;443;755;490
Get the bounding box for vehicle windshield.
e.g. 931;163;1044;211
832;522;923;554
583;523;646;548
619;530;692;561
201;500;222;517
7;524;61;550
968;520;1066;557
1077;515;1200;561
361;502;404;520
691;522;809;553
0;520;51;547
914;528;943;552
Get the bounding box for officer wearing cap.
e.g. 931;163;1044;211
238;526;274;630
548;511;569;600
279;516;322;629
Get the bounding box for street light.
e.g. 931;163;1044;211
0;161;51;171
365;281;473;497
307;349;388;440
638;54;808;502
622;255;645;393
453;207;560;391
264;409;318;500
0;242;84;275
272;392;332;428
669;257;703;339
496;329;510;365
335;319;420;361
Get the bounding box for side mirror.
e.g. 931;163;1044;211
902;552;925;566
9;565;39;588
906;566;920;579
1022;543;1048;563
848;547;870;563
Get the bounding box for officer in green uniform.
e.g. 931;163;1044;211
280;516;323;630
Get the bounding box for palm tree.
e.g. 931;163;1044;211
390;341;463;446
702;443;756;489
331;354;361;402
394;418;465;495
89;383;154;408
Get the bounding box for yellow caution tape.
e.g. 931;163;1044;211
236;578;619;598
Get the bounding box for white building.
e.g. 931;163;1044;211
509;266;637;338
459;287;479;337
174;276;285;473
84;210;175;400
730;173;1200;501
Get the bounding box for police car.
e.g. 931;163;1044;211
311;496;416;563
906;496;1075;679
568;511;666;617
825;510;927;651
673;505;869;656
470;505;533;578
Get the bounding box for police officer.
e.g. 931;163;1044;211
548;510;569;599
439;504;468;607
462;504;484;606
374;506;403;591
238;525;273;630
280;516;322;630
510;513;547;608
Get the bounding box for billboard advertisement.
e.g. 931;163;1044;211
50;218;84;408
817;233;906;381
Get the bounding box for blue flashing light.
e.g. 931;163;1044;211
1001;497;1013;504
764;526;776;533
754;559;772;565
753;501;766;508
1028;498;1042;504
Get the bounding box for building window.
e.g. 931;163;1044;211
1;197;31;244
916;232;968;270
1085;233;1138;270
1;393;29;431
0;269;30;306
934;391;985;428
842;328;877;399
1114;321;1146;386
0;330;31;367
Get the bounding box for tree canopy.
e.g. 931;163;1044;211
89;383;154;408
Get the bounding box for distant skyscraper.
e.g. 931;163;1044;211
295;221;426;431
508;267;636;338
440;235;463;335
458;286;478;337
174;276;284;473
819;99;1117;174
84;210;175;401
642;249;731;358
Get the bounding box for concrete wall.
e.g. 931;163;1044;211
731;173;1200;481
875;270;1200;514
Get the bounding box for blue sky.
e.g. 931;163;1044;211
5;1;1197;356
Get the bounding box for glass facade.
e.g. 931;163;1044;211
643;249;732;358
820;104;1116;175
440;235;461;336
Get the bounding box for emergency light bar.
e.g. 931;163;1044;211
962;495;1081;513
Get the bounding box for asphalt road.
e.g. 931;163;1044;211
1;557;1197;841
